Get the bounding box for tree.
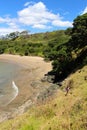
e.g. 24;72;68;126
70;13;87;50
65;27;72;36
44;13;87;82
20;30;29;38
8;31;20;40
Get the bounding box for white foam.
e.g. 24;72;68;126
1;81;19;106
12;81;18;97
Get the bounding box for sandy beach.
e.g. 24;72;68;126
0;54;52;121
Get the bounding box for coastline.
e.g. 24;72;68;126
0;54;52;122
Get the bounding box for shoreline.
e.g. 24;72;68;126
0;54;52;122
6;81;19;106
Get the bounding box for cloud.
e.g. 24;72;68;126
0;16;19;29
0;27;23;36
81;6;87;14
0;17;6;23
32;24;51;29
0;17;23;35
24;1;34;7
0;1;72;35
18;2;72;29
52;20;72;27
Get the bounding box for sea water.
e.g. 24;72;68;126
0;61;20;106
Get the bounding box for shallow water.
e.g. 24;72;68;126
0;61;21;106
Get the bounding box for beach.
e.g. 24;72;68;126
0;54;52;122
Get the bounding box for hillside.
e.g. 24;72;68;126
0;30;70;56
0;65;87;130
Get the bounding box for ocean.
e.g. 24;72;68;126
0;61;20;106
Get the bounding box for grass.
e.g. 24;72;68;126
0;66;87;130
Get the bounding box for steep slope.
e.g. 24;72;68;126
0;65;87;130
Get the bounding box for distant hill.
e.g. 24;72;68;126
0;30;70;56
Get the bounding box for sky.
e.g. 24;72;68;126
0;0;87;35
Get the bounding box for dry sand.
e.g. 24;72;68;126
0;54;52;121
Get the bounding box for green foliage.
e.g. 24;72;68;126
43;31;71;80
0;40;44;56
83;56;87;65
44;13;87;81
43;31;70;61
0;30;69;57
65;27;72;35
70;13;87;50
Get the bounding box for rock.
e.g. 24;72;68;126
47;75;55;83
56;82;62;87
